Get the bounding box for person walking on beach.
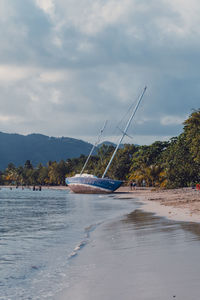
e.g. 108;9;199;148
129;181;133;190
133;182;136;190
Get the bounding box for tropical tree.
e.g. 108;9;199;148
48;161;69;185
163;134;199;187
3;165;18;184
129;163;167;187
37;165;49;185
183;109;200;163
108;144;138;180
130;141;169;172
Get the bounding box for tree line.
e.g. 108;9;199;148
0;109;199;188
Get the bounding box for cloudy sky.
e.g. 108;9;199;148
0;0;199;145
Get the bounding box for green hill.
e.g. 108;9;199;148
0;132;93;170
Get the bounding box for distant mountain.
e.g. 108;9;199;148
98;141;126;149
0;132;93;170
97;141;116;148
98;141;139;148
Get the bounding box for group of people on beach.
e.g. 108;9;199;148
129;179;146;190
129;181;137;190
7;186;42;191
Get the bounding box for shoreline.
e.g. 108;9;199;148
0;185;70;191
1;185;200;223
115;187;200;223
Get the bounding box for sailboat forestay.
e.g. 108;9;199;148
65;86;147;193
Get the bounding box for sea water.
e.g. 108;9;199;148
0;188;135;300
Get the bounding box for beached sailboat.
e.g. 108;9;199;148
66;86;147;193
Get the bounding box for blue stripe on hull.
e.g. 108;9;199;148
66;177;122;194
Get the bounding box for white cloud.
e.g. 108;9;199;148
46;0;133;35
38;70;69;82
0;65;31;82
35;0;55;19
0;65;72;84
50;89;62;104
148;0;200;39
0;114;22;123
0;0;15;22
160;115;186;126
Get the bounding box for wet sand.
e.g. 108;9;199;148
57;199;200;300
116;187;200;223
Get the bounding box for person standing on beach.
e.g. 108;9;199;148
129;181;133;190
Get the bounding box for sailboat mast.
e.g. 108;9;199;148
80;120;107;175
102;86;147;179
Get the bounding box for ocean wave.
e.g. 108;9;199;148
68;240;87;259
68;222;102;260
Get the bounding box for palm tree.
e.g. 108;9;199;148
129;164;167;187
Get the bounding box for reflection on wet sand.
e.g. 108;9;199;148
123;209;200;241
58;207;200;300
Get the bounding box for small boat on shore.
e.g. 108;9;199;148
66;86;147;193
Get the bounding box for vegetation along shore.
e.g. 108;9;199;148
0;109;199;188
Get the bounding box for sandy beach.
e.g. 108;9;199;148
116;186;200;223
56;187;200;300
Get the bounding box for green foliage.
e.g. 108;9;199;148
162;134;200;188
130;141;169;171
108;144;138;180
183;109;200;163
128;141;169;187
129;164;167;187
24;160;33;170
